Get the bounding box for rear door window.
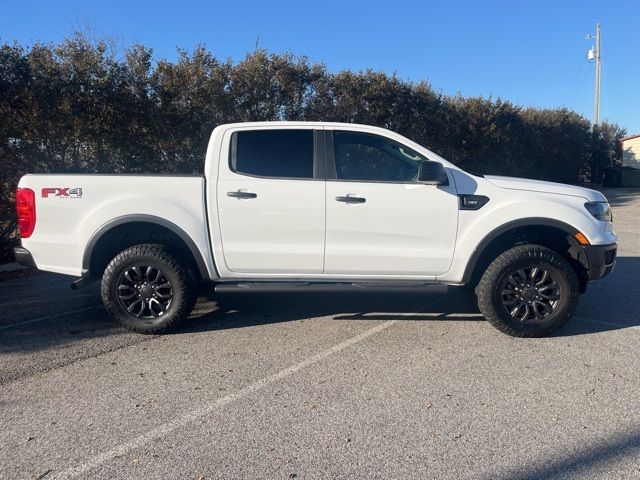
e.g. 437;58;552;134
231;130;314;179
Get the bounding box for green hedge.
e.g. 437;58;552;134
0;35;625;261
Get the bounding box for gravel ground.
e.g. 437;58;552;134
1;188;639;480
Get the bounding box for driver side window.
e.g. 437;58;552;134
333;131;426;182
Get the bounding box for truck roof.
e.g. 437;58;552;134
211;121;453;168
215;121;391;131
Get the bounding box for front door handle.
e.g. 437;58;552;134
227;190;257;199
336;195;366;204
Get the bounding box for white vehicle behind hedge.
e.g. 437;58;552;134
15;122;617;337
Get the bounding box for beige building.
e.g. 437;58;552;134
621;134;640;169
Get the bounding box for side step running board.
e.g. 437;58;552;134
214;282;447;293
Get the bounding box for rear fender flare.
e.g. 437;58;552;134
82;214;215;280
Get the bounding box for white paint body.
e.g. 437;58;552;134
18;122;617;283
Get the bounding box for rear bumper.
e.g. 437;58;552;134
582;243;617;280
13;246;37;269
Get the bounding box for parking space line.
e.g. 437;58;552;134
0;305;102;331
51;319;397;479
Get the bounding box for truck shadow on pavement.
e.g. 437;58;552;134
0;257;638;356
192;287;486;332
487;423;640;480
182;255;640;337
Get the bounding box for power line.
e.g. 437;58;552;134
568;63;591;111
562;57;588;108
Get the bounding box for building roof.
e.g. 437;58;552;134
621;134;640;142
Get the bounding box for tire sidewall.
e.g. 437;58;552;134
102;249;188;332
490;257;573;335
477;245;580;337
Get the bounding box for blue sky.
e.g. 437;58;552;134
2;0;638;133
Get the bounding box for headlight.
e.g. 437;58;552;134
584;202;612;222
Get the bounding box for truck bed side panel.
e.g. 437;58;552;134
17;175;214;278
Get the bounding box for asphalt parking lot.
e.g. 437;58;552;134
1;189;639;480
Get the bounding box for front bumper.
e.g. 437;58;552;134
581;243;617;280
13;246;37;269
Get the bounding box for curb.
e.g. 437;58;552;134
0;262;28;273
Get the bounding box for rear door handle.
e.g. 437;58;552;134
336;195;366;204
227;190;257;199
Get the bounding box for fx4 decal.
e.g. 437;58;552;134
42;187;83;198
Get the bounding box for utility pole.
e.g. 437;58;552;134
587;23;601;126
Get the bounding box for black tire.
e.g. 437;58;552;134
476;244;579;338
101;243;197;334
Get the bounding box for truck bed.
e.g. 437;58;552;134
17;174;213;277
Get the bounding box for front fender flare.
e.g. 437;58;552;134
461;217;580;283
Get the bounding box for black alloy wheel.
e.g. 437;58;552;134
500;267;561;323
116;265;173;319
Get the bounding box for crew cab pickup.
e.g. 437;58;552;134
14;122;617;337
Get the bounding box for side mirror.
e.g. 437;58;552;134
418;160;448;185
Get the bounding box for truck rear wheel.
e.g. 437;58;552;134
476;244;579;337
101;243;197;334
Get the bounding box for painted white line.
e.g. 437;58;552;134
52;319;397;479
0;305;102;331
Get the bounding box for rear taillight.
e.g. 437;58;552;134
16;188;36;238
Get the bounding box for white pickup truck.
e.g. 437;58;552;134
14;122;617;337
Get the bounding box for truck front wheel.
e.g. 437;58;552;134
476;244;579;337
101;244;197;334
